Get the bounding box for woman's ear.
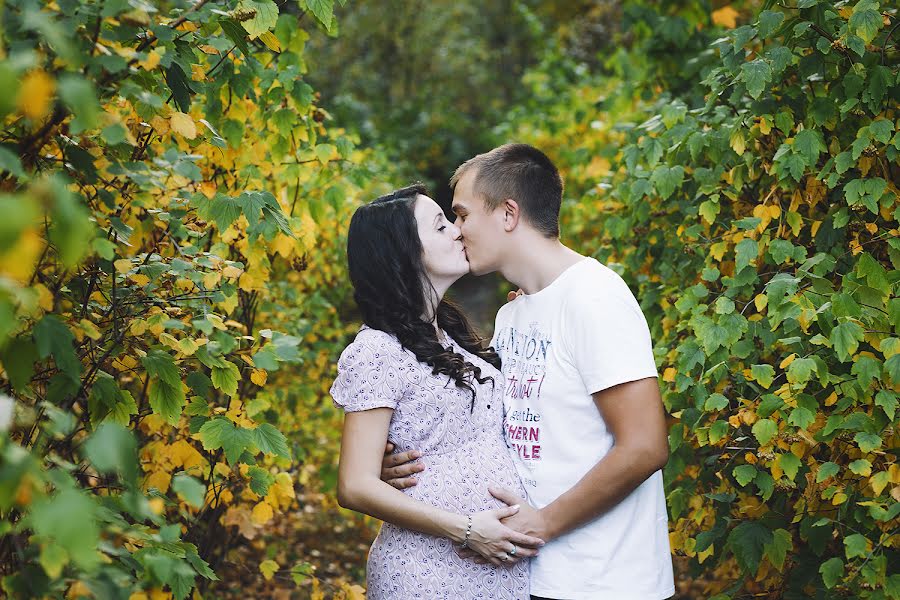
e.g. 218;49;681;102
502;199;519;232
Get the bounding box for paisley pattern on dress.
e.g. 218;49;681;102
331;326;530;600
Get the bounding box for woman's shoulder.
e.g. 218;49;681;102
339;325;408;362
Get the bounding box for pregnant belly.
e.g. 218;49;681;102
402;432;526;514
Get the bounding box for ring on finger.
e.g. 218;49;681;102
509;545;518;557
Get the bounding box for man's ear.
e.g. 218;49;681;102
502;198;520;232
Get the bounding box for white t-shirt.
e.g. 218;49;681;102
491;257;674;600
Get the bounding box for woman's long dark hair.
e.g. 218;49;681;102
347;183;500;408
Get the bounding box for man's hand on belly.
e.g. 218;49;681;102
491;486;553;541
380;442;424;489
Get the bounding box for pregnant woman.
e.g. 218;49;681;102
331;184;541;599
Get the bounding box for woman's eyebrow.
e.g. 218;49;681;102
433;212;443;226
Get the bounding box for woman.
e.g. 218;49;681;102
331;184;541;599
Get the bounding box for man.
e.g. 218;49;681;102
382;143;675;600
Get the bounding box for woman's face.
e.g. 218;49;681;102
414;194;469;285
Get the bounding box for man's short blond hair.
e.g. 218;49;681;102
450;143;563;238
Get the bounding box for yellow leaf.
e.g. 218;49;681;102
754;294;768;312
114;258;132;273
259;559;279;581
811;220;822;237
200;181;217;199
148;497;166;515
140;49;162;71
824;391;838;406
176;337;201;356
710;241;728;261
712;5;740;28
730;128;746;155
170;112;197;139
191;64;206;81
831;492;847;505
251;501;273;525
150;114;170;135
258;31;282;52
870;471;890;495
144;470;172;493
222;265;244;279
130;273;150;286
66;581;92;600
767;204;781;219
662;367;676;383
759;116;772;135
18;70;55;120
203;271;221;288
35;283;54;311
79;319;102;340
779;354;797;369
250;368;267;386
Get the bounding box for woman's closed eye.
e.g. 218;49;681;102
438;225;447;232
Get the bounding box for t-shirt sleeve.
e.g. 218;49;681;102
563;278;658;395
330;331;409;412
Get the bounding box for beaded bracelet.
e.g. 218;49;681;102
460;515;473;549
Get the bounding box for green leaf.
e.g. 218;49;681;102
728;521;773;574
757;10;785;39
211;360;241;396
816;462;840;483
238;0;279;38
787;406;815;429
734;464;758;486
248;466;275;496
253;423;291;459
778;453;801;481
27;487;100;570
752;418;778;446
843;533;868;559
705;393;729;411
198;418;253;465
786;357;816;386
831;321;865;361
149;379;186;425
793;129;825;166
0;336;39;393
33;315;82;382
849;459;872;476
304;0;334;27
741;59;772;99
699;199;719;224
0;146;26;180
172;473;206;508
83;422;138;485
650;165;684;200
820;557;843;589
874;390;897;420
870;119;894;144
834;151;854;174
142;349;182;387
735;238;758;272
764;528;792;571
164;63;194;113
220;18;251;57
854;432;882;453
849;2;883;43
58;75;99;133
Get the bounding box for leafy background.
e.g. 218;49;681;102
0;0;897;599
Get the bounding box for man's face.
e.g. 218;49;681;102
451;168;505;276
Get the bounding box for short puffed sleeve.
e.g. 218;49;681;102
330;329;410;412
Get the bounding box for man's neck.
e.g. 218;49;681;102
500;237;585;295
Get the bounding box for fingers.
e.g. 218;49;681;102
506;529;545;549
385;476;419;490
507;544;538;558
384;442;395;454
382;461;425;482
383;449;421;468
493;504;520;519
489;485;524;507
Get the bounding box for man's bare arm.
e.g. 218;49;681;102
493;377;668;541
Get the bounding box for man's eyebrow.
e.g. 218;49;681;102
451;203;466;214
